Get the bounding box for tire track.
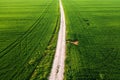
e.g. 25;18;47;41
0;2;50;58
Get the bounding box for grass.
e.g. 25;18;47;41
29;15;60;80
62;0;120;80
0;0;59;79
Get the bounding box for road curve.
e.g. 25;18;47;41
49;0;66;80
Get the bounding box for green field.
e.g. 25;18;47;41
62;0;120;80
0;0;59;79
0;0;120;79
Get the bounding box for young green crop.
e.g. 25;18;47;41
62;0;120;80
0;0;59;79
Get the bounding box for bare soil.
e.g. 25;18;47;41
49;0;66;80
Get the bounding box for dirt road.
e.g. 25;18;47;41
49;0;66;80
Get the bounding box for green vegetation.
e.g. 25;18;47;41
62;0;120;80
1;0;120;79
0;0;59;79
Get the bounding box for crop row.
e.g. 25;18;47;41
0;0;59;79
62;0;120;80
